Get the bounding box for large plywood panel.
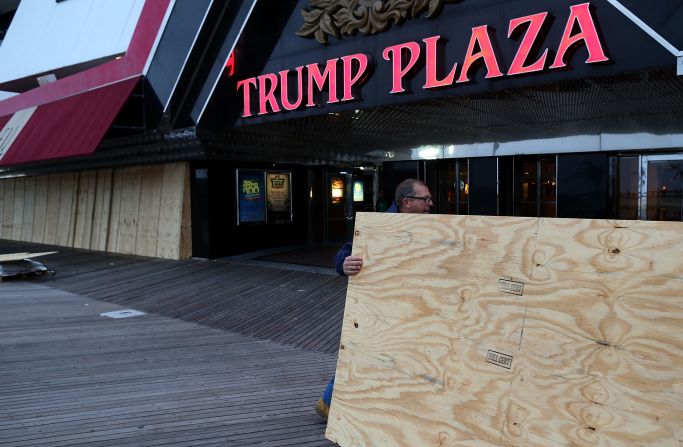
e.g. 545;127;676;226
44;175;62;245
106;169;124;252
11;177;24;240
91;169;113;252
1;179;14;239
32;176;48;243
326;213;683;447
115;167;142;254
56;173;77;247
135;164;164;257
73;171;97;249
156;163;186;259
21;176;36;242
178;163;192;260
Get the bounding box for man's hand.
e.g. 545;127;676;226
343;255;363;276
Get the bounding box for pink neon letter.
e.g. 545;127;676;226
550;3;609;69
258;73;280;115
382;41;421;94
279;67;305;111
508;12;549;76
423;35;458;89
341;53;369;101
236;77;257;117
457;25;504;83
306;58;339;107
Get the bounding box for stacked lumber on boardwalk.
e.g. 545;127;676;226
326;213;683;447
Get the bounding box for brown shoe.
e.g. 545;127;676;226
315;399;329;420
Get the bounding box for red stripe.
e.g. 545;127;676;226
0;77;140;166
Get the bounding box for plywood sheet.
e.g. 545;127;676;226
32;176;48;243
326;213;683;447
156;163;185;259
1;179;14;239
135;164;164;257
116;167;142;254
73;171;97;249
11;177;24;240
91;169;113;252
0;251;57;262
21;176;36;241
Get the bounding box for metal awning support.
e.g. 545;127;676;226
606;0;683;75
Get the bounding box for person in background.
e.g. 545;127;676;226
316;179;433;420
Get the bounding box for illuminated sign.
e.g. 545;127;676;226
353;181;364;202
237;3;609;118
331;178;344;203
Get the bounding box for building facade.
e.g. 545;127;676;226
0;0;681;259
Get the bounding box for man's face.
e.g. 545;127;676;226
402;184;433;214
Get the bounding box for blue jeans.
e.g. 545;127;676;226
322;376;334;406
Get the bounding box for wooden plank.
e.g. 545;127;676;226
73;171;97;249
135;164;164;257
326;213;683;447
11;177;24;240
115;166;142;255
156;163;186;259
91;169;113;252
55;173;77;247
20;176;36;242
106;169;124;253
43;174;62;244
1;178;15;239
0;180;4;235
179;163;192;260
32;176;49;243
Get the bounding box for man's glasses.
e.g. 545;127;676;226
405;196;433;204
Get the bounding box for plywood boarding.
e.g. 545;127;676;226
91;169;113;252
44;174;62;244
20;176;35;241
31;176;48;243
106;169;124;253
1;178;14;239
0;163;190;260
156;163;186;259
73;171;97;249
11;177;24;240
326;213;683;447
136;164;163;257
116;166;142;254
178;163;192;260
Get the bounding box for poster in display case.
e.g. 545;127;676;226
237;170;266;224
266;172;292;224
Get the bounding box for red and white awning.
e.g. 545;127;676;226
0;0;172;167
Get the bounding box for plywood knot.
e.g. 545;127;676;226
607;247;620;255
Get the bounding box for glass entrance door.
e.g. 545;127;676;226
324;168;376;243
640;155;683;221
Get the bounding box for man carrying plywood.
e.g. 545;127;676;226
316;179;433;420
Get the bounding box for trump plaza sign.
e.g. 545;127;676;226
236;2;610;118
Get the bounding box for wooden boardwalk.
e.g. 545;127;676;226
0;240;344;446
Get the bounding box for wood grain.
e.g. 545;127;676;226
326;213;683;447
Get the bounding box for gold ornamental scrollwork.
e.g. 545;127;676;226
296;0;463;44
